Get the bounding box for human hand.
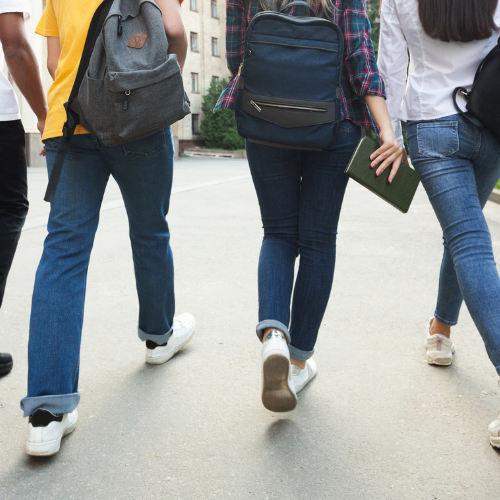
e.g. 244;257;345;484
369;128;403;183
37;117;46;136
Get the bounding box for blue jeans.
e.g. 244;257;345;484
21;129;175;417
246;121;361;361
407;114;500;374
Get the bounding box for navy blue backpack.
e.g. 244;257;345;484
235;0;344;150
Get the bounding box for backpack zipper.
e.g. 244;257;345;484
250;100;327;113
250;40;337;53
123;90;130;110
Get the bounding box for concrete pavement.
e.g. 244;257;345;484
1;157;500;499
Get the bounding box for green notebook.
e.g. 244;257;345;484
344;135;421;214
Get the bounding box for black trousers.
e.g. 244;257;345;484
0;120;28;308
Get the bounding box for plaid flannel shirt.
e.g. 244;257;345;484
215;0;386;131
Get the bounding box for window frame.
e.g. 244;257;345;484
190;32;199;53
192;114;200;135
211;37;219;57
191;72;199;93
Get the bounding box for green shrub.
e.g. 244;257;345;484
200;77;245;150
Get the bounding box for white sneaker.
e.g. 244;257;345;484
146;313;195;365
26;409;78;456
292;358;317;393
261;330;297;412
425;318;455;366
489;409;500;449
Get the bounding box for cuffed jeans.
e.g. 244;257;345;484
0;120;29;308
407;114;500;374
246;120;361;360
21;129;175;417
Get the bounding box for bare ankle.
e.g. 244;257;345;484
430;318;451;338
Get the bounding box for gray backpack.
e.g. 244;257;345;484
45;0;191;202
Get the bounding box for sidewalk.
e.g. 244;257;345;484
1;157;500;499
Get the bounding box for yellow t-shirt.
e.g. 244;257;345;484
36;0;184;141
36;0;102;140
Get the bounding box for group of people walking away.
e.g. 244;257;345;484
1;0;500;456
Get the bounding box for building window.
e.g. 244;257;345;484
211;0;217;18
190;0;197;11
192;114;200;135
212;37;218;57
213;76;219;83
191;73;199;93
190;32;198;52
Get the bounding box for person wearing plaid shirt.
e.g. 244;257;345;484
217;0;384;130
218;0;403;413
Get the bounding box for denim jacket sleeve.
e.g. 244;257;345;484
341;0;386;100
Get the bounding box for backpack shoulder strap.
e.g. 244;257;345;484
44;0;115;203
452;86;486;133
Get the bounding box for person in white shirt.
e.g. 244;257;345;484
378;0;500;448
0;0;47;376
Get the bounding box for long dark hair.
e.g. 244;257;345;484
418;0;498;42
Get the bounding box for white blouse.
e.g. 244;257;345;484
378;0;500;146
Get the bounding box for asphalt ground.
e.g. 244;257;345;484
1;157;500;499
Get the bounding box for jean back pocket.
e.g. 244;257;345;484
417;121;459;159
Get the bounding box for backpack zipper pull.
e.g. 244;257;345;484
123;90;130;110
117;16;123;36
250;100;261;112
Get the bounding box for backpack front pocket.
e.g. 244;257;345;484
241;92;336;128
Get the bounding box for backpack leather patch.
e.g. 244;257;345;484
127;33;148;49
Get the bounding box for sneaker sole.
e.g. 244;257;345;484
146;327;195;365
490;436;500;448
0;362;13;375
26;417;78;457
262;354;297;413
426;352;453;366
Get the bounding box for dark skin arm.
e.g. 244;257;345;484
0;12;47;134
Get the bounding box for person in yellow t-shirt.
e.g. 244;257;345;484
21;0;196;458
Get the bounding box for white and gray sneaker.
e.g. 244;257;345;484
489;410;500;449
26;409;78;457
146;313;195;365
425;318;455;366
261;330;297;412
292;358;317;393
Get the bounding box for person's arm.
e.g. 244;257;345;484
342;0;403;182
47;36;61;80
155;0;188;71
364;95;404;182
0;12;47;135
377;0;409;149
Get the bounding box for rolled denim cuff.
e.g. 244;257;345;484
288;344;314;361
256;320;291;344
20;392;80;418
434;312;458;327
138;325;173;343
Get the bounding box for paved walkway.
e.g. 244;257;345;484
1;158;500;499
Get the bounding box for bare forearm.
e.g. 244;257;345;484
364;95;393;133
5;43;47;120
168;31;187;72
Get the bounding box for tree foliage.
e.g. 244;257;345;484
366;0;381;56
200;77;245;150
